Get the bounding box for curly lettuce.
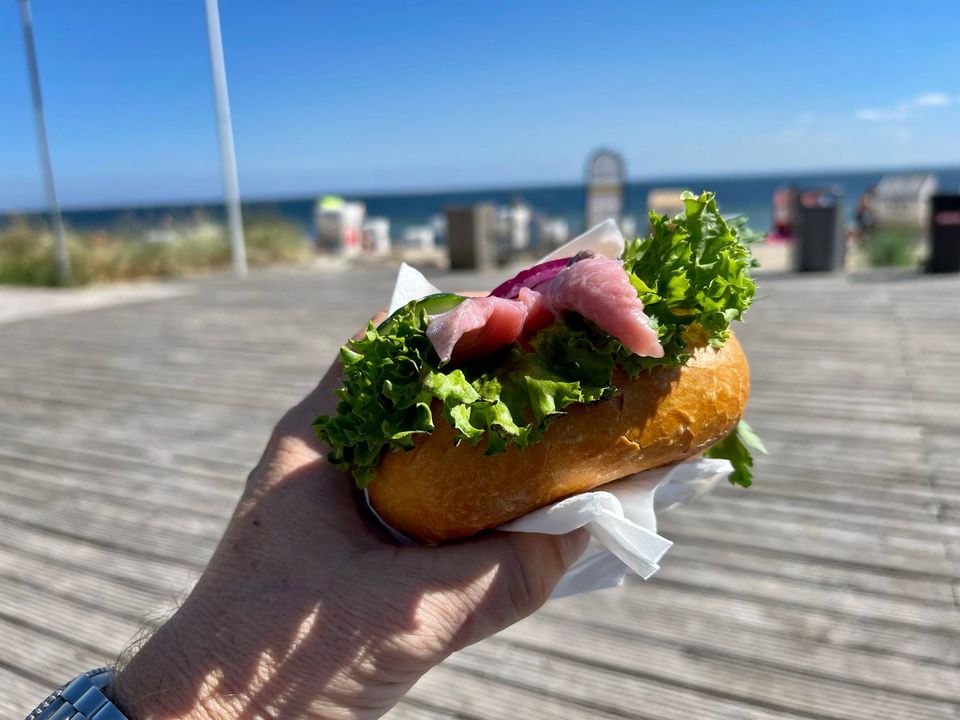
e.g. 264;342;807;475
704;419;767;488
314;190;761;488
618;191;757;371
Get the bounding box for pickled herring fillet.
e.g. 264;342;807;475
426;295;528;363
545;254;664;358
426;254;663;364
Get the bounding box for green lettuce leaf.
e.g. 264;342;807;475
618;191;757;371
705;420;768;487
314;190;762;487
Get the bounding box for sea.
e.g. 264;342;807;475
5;167;960;241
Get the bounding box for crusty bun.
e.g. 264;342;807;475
369;334;749;543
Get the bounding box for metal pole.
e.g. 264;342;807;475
18;0;71;285
204;0;247;277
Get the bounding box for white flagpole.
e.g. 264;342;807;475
204;0;247;277
18;0;71;285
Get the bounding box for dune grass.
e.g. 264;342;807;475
0;216;312;286
864;226;922;267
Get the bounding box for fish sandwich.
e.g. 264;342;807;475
315;192;763;543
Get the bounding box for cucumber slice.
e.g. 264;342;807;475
378;293;467;333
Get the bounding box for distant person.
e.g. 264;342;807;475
772;186;796;239
856;185;877;238
24;313;587;720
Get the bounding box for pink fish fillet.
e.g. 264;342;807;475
516;287;553;334
545;255;664;358
426;296;528;363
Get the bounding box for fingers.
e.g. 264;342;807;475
428;528;589;651
544;527;592;570
493;529;590;612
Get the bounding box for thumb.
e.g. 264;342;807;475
437;528;589;650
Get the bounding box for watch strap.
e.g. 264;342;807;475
26;668;127;720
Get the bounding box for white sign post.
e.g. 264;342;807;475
585;149;625;230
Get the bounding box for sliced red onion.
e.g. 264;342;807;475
489;258;571;299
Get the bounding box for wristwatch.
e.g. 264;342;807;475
25;668;128;720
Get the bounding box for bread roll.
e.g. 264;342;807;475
369;334;749;543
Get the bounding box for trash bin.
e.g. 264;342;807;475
794;188;845;272
926;194;960;274
446;204;496;270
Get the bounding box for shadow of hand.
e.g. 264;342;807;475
113;324;587;720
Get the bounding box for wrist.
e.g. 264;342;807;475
108;578;388;720
109;609;234;720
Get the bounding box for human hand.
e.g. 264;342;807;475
110;313;588;720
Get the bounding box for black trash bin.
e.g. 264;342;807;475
446;204;496;271
794;188;845;272
926;194;960;274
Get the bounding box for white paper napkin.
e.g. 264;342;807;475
372;222;732;598
502;458;733;598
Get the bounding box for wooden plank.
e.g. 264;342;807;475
413;643;816;720
461;634;959;720
658;511;955;577
648;560;958;633
0;464;235;522
0;517;200;587
385;697;475;720
664;542;956;605
0;441;247;489
0;544;167;621
675;494;960;544
540;592;960;698
742;463;960;508
0;578;140;657
0;665;54;720
584;578;959;666
0;504;218;569
0;616;110;692
1;268;959;719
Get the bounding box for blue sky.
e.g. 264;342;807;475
2;0;959;211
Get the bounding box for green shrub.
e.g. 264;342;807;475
243;217;312;265
0;216;311;286
865;227;918;267
0;223;51;285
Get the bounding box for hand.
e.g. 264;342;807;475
110;317;588;720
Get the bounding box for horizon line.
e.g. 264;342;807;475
2;161;957;216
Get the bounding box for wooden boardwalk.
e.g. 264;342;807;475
1;265;958;719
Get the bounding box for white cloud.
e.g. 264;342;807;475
855;107;899;122
855;92;954;121
914;92;951;107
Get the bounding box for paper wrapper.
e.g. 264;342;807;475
374;221;734;598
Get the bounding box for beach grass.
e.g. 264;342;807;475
864;226;922;267
0;216;311;286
